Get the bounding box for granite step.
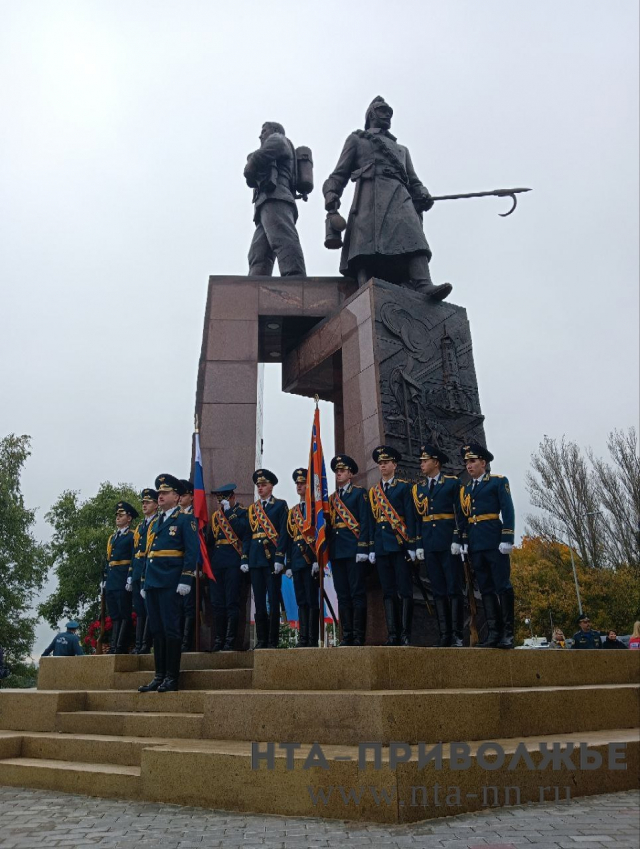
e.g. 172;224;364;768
56;710;204;739
197;682;640;745
85;690;206;713
135;651;254;671
0;757;141;799
112;668;252;690
18;732;167;766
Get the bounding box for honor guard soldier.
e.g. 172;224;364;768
413;445;465;647
138;474;199;693
126;488;158;654
178;479;198;651
369;446;418;645
241;469;288;649
328;455;371;646
103;501;138;654
278;469;320;648
208;483;248;651
458;444;516;649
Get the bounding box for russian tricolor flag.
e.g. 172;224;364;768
193;431;213;580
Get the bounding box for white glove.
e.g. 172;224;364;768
416;548;425;561
285;568;293;578
451;543;461;556
407;550;416;562
140;588;146;599
100;581;106;590
499;542;514;555
274;562;284;574
176;583;191;596
240;563;249;573
221;499;230;511
125;579;132;592
460;544;469;555
355;553;368;563
311;562;319;576
369;552;376;564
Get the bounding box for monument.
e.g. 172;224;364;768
193;96;513;647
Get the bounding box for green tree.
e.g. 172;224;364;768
511;536;640;642
0;434;50;664
39;482;141;639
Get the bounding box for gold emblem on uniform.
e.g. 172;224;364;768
169;525;178;536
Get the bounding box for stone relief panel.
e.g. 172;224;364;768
374;283;486;477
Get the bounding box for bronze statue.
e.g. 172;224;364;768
323;97;452;301
244;122;309;277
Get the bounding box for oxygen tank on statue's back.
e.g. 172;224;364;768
295;146;313;200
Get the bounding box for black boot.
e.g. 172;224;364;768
253;614;269;649
297;605;309;647
497;588;515;649
139;618;152;654
450;595;465;647
268;608;281;648
132;616;144;654
181;616;195;652
309;608;320;647
338;606;354;646
222;612;238;651
476;593;501;648
400;598;414;646
383;598;400;646
138;637;166;692
107;619;120;654
211;614;226;652
158;638;181;692
434;597;453;647
115;618;131;654
353;607;367;646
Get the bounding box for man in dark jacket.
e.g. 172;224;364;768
571;614;601;649
245;121;306;277
42;621;83;657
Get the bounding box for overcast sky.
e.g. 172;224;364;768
1;1;638;653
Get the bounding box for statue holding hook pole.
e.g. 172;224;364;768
323;95;531;302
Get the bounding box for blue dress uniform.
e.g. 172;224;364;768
242;469;289;649
279;469;320;649
458;443;516;649
572;615;602;649
328;455;371;646
413;445;465;647
369;446;418;646
139;474;199;693
177;480;199;652
128;489;157;654
103;501;138;654
42;622;83;657
208;483;248;652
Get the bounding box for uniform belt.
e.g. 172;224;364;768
148;550;184;557
334;522;349;529
216;539;235;545
423;513;455;521
469;513;500;524
134;552;145;558
252;533;268;539
109;559;131;566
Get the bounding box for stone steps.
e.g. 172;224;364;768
0;757;141;799
111;668;252;690
197;682;640;745
56;711;204;739
136;651;254;671
85;690;206;713
1;729;636;823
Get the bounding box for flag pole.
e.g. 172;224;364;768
194;414;201;652
315;395;325;647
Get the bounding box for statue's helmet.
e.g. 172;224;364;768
365;96;393;130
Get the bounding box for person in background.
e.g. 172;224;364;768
549;627;567;648
0;646;11;680
41;621;83;657
629;621;640;650
601;629;628;649
571;614;601;649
